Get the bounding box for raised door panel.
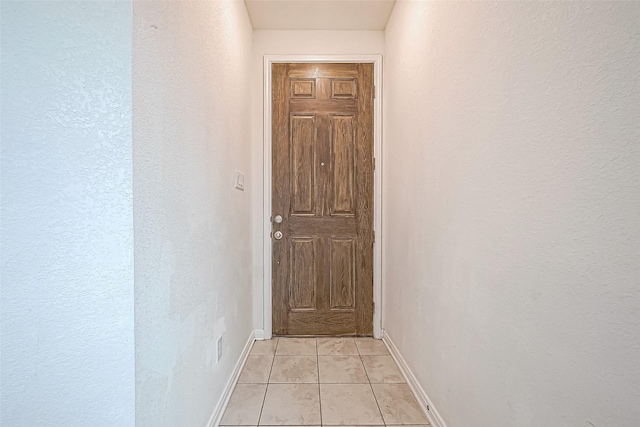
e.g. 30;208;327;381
329;237;356;311
289;238;317;311
290;115;316;215
330;115;356;215
291;79;316;99
331;79;357;99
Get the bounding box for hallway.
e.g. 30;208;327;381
2;1;639;426
221;338;428;426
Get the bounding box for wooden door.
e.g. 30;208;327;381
272;63;374;336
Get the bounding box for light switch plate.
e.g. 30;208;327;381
235;170;245;191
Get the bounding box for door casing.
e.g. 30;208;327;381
262;55;383;340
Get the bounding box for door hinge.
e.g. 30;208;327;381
373;230;376;243
373;85;376;99
373;158;376;170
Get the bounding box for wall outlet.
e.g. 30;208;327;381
216;336;223;363
235;170;245;191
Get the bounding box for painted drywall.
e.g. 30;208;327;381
383;2;640;426
250;30;385;332
245;1;395;30
132;1;254;425
0;2;135;425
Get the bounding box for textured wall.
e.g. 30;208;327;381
0;2;135;425
383;2;640;426
251;30;385;331
132;1;254;425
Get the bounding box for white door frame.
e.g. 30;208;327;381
263;55;383;339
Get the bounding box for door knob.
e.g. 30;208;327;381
274;231;283;240
274;215;283;224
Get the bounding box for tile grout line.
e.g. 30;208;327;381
256;337;279;427
370;379;387;427
359;339;388;427
267;337;322;426
316;338;323;427
358;342;372;385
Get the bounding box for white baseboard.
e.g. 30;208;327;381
254;329;265;340
206;330;256;427
382;330;448;427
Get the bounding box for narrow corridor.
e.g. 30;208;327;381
221;337;429;426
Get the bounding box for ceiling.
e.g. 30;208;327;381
244;0;396;31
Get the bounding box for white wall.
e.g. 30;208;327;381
0;2;135;425
251;30;385;332
132;1;254;425
383;2;640;427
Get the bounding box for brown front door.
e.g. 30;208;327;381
271;63;374;336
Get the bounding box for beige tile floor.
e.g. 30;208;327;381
221;337;430;426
